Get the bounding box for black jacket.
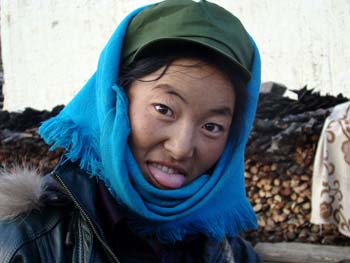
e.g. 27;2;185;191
0;162;260;262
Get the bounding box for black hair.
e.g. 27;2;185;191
118;42;247;126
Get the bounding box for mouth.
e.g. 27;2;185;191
146;161;187;189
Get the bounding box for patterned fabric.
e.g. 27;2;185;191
311;101;350;237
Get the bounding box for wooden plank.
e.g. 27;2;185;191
255;242;350;263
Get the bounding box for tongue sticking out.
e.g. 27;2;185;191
148;164;186;189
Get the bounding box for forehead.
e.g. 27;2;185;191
131;58;235;111
142;57;231;82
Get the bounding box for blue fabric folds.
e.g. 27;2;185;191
39;5;261;243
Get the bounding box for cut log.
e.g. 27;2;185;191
255;242;350;263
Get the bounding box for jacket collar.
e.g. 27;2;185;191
53;161;105;235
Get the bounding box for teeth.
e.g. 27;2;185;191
154;163;179;174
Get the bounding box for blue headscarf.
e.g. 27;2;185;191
39;5;261;243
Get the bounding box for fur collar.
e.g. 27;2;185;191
0;167;46;220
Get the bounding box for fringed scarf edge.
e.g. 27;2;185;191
128;199;258;243
38;115;102;177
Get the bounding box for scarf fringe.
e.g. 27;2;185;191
131;201;257;244
38;116;102;176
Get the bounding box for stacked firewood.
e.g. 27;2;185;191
0;128;63;174
0;106;64;173
0;86;349;245
243;86;349;245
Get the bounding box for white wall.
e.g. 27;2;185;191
1;0;350;111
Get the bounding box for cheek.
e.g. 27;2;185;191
129;109;149;148
197;138;227;172
128;106;162;154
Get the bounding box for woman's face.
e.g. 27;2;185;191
127;58;235;189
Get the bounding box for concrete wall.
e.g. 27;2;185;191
1;0;350;111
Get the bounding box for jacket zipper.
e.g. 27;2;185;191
53;172;121;263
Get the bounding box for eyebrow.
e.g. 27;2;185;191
152;84;233;117
209;107;233;117
152;84;187;104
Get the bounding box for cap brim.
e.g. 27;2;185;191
128;37;252;81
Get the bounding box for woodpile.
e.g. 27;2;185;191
244;85;349;246
0;106;64;173
0;85;349;246
0;127;63;174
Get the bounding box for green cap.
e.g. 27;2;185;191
121;0;254;81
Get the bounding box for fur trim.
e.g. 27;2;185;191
0;166;46;220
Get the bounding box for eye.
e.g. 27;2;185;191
154;104;173;117
203;123;224;133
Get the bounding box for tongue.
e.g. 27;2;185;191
148;164;186;189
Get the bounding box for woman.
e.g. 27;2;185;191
0;0;261;262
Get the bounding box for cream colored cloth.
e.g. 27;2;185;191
311;101;350;237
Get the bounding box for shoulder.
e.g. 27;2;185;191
0;167;46;221
229;236;261;263
0;167;73;262
203;236;260;263
0;166;72;221
0;204;73;262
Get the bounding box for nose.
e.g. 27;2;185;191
164;122;195;161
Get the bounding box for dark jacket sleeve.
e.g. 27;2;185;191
0;207;72;263
230;236;261;263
